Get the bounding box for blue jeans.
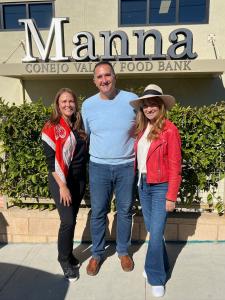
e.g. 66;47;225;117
89;161;135;259
139;175;169;286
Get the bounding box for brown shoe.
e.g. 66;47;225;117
86;258;101;276
119;255;134;272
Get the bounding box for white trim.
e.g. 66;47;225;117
62;131;76;167
41;132;56;151
55;159;66;183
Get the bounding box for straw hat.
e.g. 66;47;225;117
130;84;176;111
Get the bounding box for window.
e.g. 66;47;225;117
120;0;209;26
29;3;53;28
179;0;207;23
150;0;176;24
0;2;54;30
3;4;26;29
121;0;147;25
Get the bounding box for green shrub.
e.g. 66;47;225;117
0;98;224;213
169;102;225;214
0;99;51;202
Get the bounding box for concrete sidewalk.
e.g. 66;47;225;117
0;242;225;300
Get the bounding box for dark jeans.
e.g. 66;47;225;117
138;175;169;286
48;171;86;263
89;161;135;259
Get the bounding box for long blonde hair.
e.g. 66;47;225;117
49;88;86;139
135;97;166;140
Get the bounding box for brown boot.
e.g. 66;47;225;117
86;258;101;276
119;255;134;272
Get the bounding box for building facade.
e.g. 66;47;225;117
0;0;224;106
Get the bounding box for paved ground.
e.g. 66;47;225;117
0;242;225;300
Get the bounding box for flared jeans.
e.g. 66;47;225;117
138;175;169;286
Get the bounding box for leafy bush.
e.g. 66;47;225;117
0;98;224;213
169;102;225;214
0;99;51;203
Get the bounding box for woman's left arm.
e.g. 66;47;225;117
166;125;182;205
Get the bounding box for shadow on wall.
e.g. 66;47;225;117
24;76;225;107
0;212;8;246
73;204;148;265
24;78;95;106
0;263;69;300
132;209;201;283
72;206;201;280
118;76;225;107
72;207;119;264
72;209;92;264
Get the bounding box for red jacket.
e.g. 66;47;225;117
134;119;182;201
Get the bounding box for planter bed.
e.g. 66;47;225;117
0;207;225;244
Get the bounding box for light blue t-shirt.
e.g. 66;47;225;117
81;90;137;164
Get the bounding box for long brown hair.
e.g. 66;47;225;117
49;88;86;139
135;97;167;140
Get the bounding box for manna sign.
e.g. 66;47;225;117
19;18;198;63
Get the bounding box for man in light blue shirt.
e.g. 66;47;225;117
82;61;137;276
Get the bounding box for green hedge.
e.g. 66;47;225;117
0;99;51;202
0;98;224;213
169;102;225;214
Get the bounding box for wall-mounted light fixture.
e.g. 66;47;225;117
208;34;219;59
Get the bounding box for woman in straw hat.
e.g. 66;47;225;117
130;84;182;298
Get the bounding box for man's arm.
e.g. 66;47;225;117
81;104;90;135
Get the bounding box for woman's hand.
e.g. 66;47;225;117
59;184;72;206
166;200;176;212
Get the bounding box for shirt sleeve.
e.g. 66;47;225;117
81;104;91;135
42;141;55;172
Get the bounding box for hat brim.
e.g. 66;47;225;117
130;94;176;111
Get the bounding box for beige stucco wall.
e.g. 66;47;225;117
21;76;224;108
0;0;225;104
0;78;24;104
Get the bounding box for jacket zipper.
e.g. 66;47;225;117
158;147;161;182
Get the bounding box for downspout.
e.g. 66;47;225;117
20;79;25;103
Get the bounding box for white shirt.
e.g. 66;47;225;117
137;123;152;185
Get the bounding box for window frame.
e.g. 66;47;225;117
118;0;210;27
0;1;55;31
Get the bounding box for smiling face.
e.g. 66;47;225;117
142;97;163;123
93;63;116;99
58;91;76;121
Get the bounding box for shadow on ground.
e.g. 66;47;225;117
166;212;201;282
0;243;7;250
130;211;201;283
72;208;145;265
0;263;70;300
0;212;8;245
72;209;118;265
72;207;201;281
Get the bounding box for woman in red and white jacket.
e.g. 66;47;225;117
130;84;182;298
42;88;87;282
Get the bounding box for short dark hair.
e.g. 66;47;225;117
93;61;115;76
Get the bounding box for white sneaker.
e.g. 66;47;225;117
60;261;79;282
142;270;147;279
151;286;165;298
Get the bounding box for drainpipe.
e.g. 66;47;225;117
20;79;25;103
